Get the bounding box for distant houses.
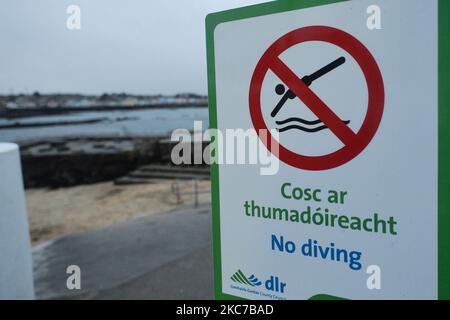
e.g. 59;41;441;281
0;93;208;110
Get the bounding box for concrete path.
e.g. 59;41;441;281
32;204;214;300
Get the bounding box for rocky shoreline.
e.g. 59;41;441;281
0;103;207;119
18;135;209;188
0;116;139;129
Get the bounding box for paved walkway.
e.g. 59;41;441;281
33;204;214;299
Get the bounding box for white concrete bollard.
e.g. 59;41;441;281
0;143;34;299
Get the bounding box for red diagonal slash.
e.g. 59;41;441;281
269;56;357;146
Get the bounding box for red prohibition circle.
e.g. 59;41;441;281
249;26;384;171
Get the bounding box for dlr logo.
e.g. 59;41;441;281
265;276;287;294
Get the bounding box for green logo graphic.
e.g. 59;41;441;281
230;270;262;287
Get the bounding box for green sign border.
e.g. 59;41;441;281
206;0;450;300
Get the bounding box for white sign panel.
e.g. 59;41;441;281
206;0;448;300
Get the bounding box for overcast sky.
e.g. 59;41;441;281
0;0;264;95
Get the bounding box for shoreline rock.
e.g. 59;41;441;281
18;135;209;188
19;136;159;188
0;103;207;119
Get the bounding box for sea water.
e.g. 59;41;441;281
0;107;209;142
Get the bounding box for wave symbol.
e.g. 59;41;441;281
276;117;350;133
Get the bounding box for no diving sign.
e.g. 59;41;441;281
207;0;449;300
249;25;384;171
